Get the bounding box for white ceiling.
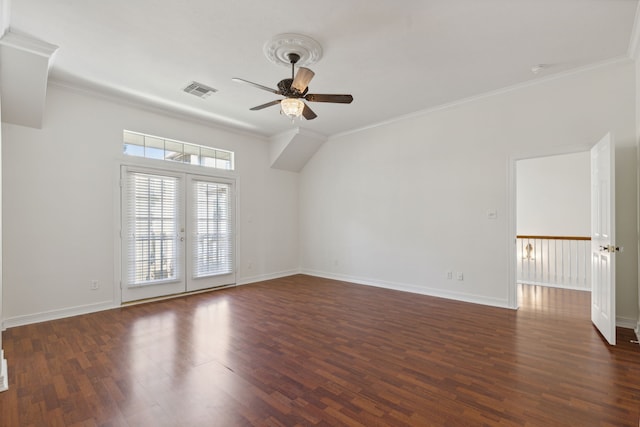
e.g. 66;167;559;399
6;0;640;137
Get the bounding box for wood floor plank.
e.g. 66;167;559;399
1;275;640;426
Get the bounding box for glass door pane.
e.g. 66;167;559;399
122;167;186;302
186;175;235;291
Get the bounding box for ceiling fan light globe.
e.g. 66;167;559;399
280;98;305;118
292;67;315;93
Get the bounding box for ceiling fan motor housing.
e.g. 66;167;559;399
277;78;308;97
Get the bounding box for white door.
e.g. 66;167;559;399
121;167;235;302
590;133;616;345
186;176;235;292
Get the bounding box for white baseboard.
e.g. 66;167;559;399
616;316;638;330
0;350;7;392
1;270;301;330
236;269;301;286
4;269;625;337
303;271;640;329
2;300;117;330
301;269;512;309
516;280;591;292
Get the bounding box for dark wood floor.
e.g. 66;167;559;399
1;275;639;426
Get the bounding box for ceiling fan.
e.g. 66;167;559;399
232;53;353;120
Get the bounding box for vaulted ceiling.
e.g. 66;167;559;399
2;0;639;137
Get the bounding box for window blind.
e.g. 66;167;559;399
125;172;182;286
192;180;232;278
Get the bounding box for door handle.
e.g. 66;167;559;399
599;245;620;253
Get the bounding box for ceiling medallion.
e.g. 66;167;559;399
263;33;323;68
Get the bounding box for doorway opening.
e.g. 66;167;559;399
515;151;591;311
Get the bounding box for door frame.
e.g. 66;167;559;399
507;144;592;309
113;157;239;305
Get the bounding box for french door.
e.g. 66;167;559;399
121;166;235;302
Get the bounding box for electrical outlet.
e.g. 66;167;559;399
90;280;99;290
446;271;453;280
456;272;464;281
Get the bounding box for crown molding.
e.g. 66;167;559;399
331;56;632;140
0;29;58;59
48;73;269;140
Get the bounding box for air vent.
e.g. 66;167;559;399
183;81;217;98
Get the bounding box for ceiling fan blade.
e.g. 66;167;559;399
302;103;317;120
291;67;315;94
232;78;281;94
250;100;281;111
305;94;353;104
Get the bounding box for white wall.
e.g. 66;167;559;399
517;152;590;236
1;61;638;330
300;60;638;324
1;84;299;325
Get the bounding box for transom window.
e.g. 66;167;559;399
123;130;234;170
